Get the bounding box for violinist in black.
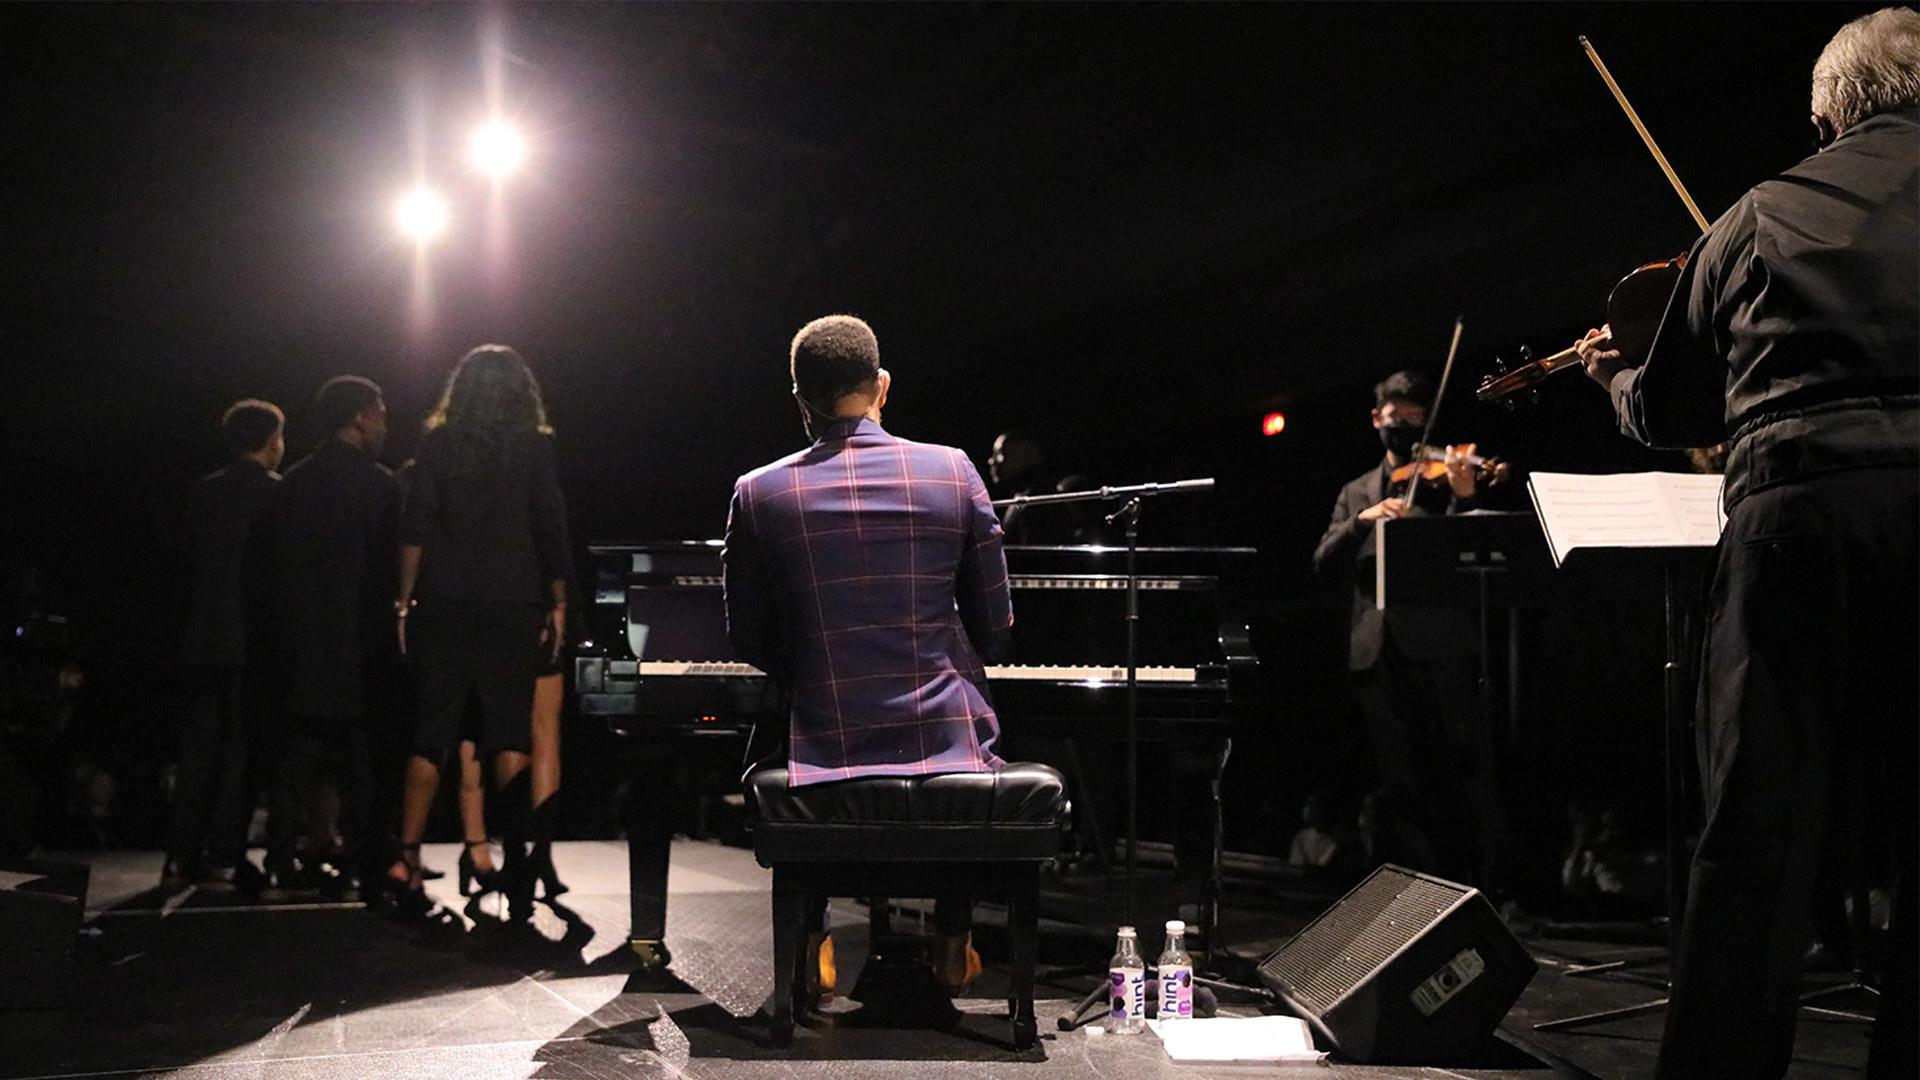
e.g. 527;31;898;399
1313;369;1515;892
1576;11;1918;1077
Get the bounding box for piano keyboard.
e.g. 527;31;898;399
629;660;1199;683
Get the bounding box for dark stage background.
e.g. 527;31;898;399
0;3;1874;873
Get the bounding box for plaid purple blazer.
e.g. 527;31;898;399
724;416;1013;787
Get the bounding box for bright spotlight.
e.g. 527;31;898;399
469;121;525;177
396;187;449;241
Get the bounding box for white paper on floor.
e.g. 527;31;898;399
1145;1015;1325;1063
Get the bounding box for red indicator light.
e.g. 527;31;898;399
1262;412;1288;437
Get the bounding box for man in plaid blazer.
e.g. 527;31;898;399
724;314;1013;788
725;314;1012;995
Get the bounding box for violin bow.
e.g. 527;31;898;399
1399;316;1466;507
1580;35;1711;233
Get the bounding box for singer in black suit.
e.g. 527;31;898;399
164;399;284;889
268;376;400;889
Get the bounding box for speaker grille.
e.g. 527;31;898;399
1259;867;1469;1014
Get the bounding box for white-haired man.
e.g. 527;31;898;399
1575;9;1918;1077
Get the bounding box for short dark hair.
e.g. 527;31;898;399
221;399;284;455
789;315;880;410
315;375;383;433
1373;369;1434;409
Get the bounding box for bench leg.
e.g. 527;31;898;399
1007;867;1039;1050
770;869;805;1046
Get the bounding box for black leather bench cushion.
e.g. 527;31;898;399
749;762;1067;863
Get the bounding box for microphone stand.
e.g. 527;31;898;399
992;477;1215;1028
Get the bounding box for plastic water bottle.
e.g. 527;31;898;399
1106;926;1146;1034
1157;920;1194;1020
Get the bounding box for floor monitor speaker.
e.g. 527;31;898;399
1257;864;1535;1064
0;858;90;1010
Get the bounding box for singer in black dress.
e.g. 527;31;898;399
384;346;572;920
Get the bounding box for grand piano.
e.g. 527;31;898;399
575;540;1260;964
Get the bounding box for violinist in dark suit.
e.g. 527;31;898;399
268;375;399;890
1313;369;1514;891
164;399;284;889
1575;10;1918;1076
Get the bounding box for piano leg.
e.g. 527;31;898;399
624;739;674;971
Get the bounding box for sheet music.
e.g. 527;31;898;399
1662;475;1727;547
1527;472;1725;567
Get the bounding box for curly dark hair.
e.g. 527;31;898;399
425;345;553;473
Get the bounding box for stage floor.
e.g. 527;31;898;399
0;841;1877;1079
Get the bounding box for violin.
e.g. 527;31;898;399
1477;36;1710;407
1476;252;1688;404
1389;442;1512;488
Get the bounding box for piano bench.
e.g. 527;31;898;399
746;762;1067;1052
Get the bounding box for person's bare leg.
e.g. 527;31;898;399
387;755;440;887
457;739;495;874
531;674;562;807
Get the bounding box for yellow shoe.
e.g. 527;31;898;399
805;932;837;1003
934;932;982;995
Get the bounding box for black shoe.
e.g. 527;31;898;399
227;859;269;897
459;841;503;897
160;854;203;890
529;799;568;900
376;843;433;919
262;857;321;896
530;841;568;900
308;860;352;900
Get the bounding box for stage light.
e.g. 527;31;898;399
395;187;449;242
469;121;525;178
1262;411;1288;437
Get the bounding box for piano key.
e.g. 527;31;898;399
631;660;1200;683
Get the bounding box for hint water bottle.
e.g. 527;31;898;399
1107;926;1147;1034
1157;920;1194;1020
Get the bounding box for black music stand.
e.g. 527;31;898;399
1372;511;1562;751
1528;543;1713;1033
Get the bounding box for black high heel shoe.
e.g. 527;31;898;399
529;841;568;899
528;798;568;900
380;842;432;918
458;840;504;897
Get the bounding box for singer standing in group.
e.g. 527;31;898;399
386;345;573;923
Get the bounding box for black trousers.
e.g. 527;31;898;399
1353;642;1516;891
267;716;372;869
166;666;254;865
1658;467;1918;1080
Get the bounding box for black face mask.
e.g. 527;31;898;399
1379;421;1422;460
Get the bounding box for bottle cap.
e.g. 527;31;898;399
1117;926;1136;937
1166;920;1186;933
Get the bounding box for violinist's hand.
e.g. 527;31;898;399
1575;325;1625;386
1444;446;1478;499
1357;497;1409;523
